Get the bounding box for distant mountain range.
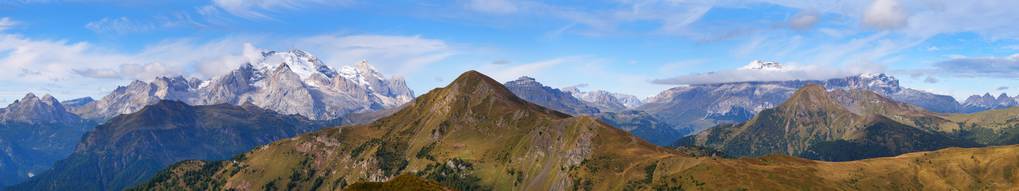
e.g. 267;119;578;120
135;71;1019;190
562;87;643;112
961;92;1019;113
639;61;966;134
675;85;977;161
0;93;96;187
67;49;414;121
503;76;686;145
10;100;338;191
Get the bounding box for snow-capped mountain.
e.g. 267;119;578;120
739;60;786;71
640;61;963;133
562;87;643;112
961;93;1018;112
71;49;414;120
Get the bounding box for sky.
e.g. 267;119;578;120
1;0;1019;104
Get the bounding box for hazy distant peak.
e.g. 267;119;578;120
739;60;786;71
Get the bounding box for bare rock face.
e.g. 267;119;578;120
961;93;1019;113
504;76;600;115
70;49;415;121
563;88;642;112
0;93;81;124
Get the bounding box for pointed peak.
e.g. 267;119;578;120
274;63;292;72
354;59;379;72
797;84;827;94
780;84;839;109
418;70;568;118
21;93;38;100
41;94;58;102
452;70;500;86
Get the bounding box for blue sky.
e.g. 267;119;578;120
1;0;1019;104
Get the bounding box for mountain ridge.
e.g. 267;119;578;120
70;49;414;121
9;100;336;191
676;84;974;161
641;65;963;134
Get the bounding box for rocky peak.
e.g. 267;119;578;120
505;76;542;87
339;60;385;86
851;73;902;94
254;49;337;80
997;93;1012;101
1;93;80;124
503;75;600;115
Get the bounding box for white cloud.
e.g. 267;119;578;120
210;0;345;19
0;17;17;31
476;57;578;81
0;32;458;101
85;17;156;34
788;10;819;29
923;54;1019;79
1;32;455;82
652;61;885;85
295;35;455;77
862;0;908;29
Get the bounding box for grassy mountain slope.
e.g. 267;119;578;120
135;72;1019;190
940;107;1019;145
